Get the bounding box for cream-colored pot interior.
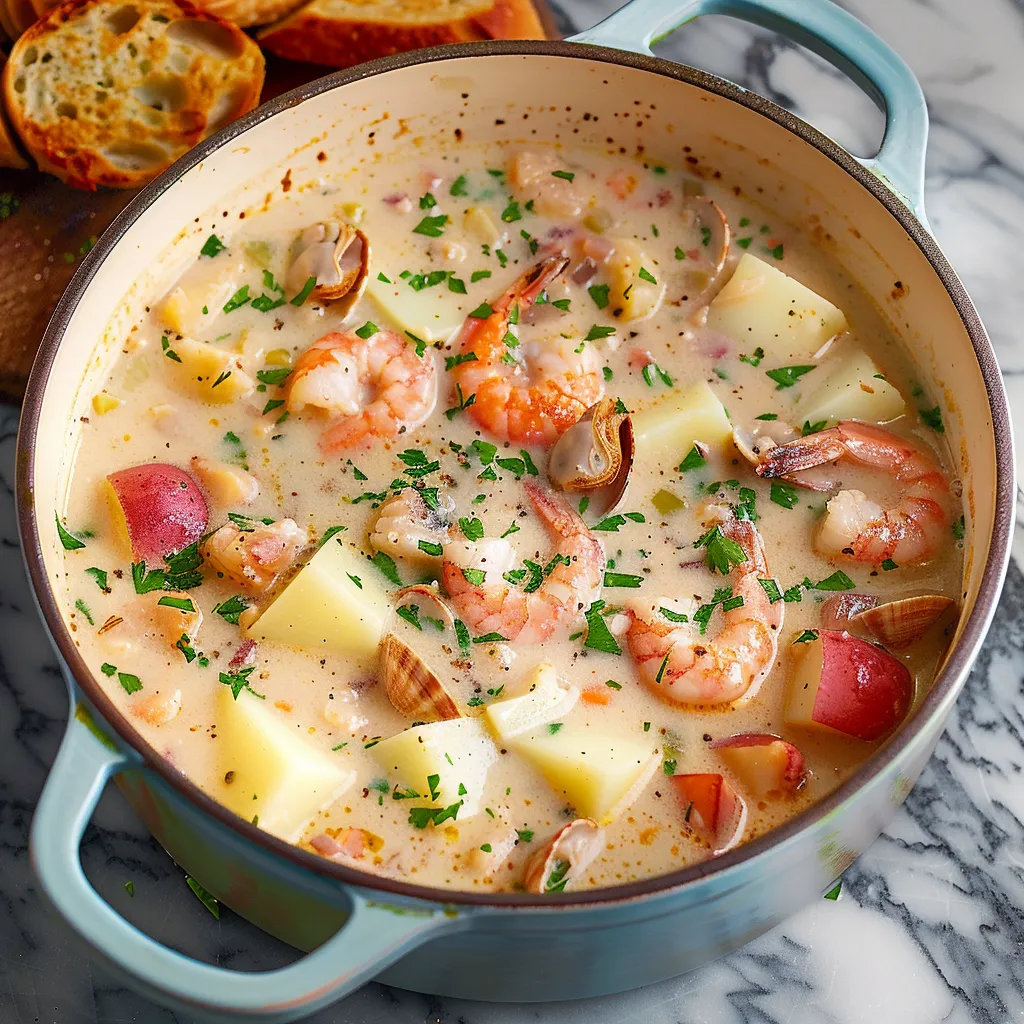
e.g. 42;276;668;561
33;49;995;734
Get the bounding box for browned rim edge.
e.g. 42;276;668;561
16;40;1016;912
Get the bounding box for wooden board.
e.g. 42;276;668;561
0;0;565;403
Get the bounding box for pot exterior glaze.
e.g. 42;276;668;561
18;2;1015;1021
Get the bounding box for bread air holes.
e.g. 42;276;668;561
105;4;141;33
134;74;187;113
20;46;38;67
56;102;78;119
103;141;167;171
165;19;243;59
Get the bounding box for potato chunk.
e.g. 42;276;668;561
631;380;732;460
372;719;498;819
164;339;254;405
509;727;659;824
708;252;848;358
484;662;578;743
795;348;906;426
366;276;465;343
245;538;389;657
215;686;355;843
156;259;244;336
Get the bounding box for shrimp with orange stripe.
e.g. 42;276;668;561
285;329;437;452
448;255;605;446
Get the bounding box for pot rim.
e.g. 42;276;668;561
17;38;1015;910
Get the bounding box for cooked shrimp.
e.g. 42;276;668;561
286;330;437;452
201;518;309;594
451;256;604;445
100;591;202;657
625;515;782;706
369;489;454;569
756;421;951;565
508;150;587;220
442;480;605;644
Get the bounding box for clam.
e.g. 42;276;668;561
523;818;605;894
820;592;879;631
393;583;458;631
547;398;633;517
679;196;731;316
286;221;370;313
381;633;462;722
852;595;957;650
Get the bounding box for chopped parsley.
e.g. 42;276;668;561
118;672;143;695
371;551;401;586
583;600;621;655
694;526;748;574
793;629;820;644
56;515;86;551
919;405;945;433
200;234;225;258
412;214;449;237
766;365;815;390
588;283;610;309
213;595;249;625
770;481;800;509
678;445;706;473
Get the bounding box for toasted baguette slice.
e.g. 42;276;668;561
2;0;265;189
196;0;305;28
259;0;545;67
0;54;31;168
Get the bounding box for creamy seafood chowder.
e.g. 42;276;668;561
58;145;963;894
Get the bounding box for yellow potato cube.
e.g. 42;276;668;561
795;348;906;427
484;662;579;743
164;339;254;405
156;260;244;336
214;686;355;843
707;252;848;358
631;380;732;460
509;727;660;824
245;539;390;658
372;719;497;819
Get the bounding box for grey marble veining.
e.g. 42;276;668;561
2;0;1023;1020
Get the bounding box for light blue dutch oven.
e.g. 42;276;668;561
17;0;1015;1020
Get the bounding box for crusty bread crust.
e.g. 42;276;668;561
196;0;305;29
0;0;40;37
259;0;544;67
2;0;265;189
0;54;31;169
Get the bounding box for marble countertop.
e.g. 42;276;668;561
2;0;1022;1020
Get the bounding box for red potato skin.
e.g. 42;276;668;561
106;464;209;563
712;733;807;796
805;629;913;741
671;773;744;850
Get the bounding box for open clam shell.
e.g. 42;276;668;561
852;595;957;651
287;221;370;314
547;398;633;517
381;633;462;722
679;196;732;317
522;818;605;894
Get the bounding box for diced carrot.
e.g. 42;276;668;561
581;687;611;706
606;169;638;199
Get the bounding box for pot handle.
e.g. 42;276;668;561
31;709;450;1023
568;0;929;216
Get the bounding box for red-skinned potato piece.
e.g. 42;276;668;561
671;773;746;852
712;734;806;798
106;464;209;563
785;629;912;742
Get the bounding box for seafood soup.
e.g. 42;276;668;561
56;143;963;894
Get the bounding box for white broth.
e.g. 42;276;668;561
57;142;962;893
